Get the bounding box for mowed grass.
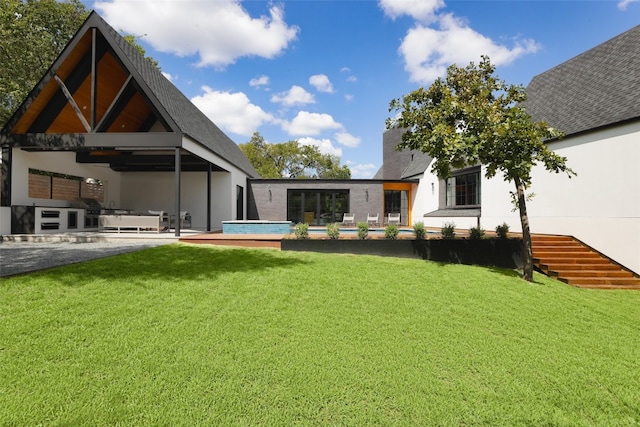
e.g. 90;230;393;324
1;244;639;426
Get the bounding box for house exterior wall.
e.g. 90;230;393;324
248;180;385;224
382;127;414;180
419;121;640;274
411;170;439;226
7;149;122;209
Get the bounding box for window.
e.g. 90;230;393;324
446;170;480;207
287;190;349;225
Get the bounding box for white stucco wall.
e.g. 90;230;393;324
410;170;439;225
417;121;640;273
9;149;122;207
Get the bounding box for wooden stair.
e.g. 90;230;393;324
531;235;640;290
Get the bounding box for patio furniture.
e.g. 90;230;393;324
387;213;401;225
367;213;379;227
170;211;192;229
99;214;167;233
342;213;355;226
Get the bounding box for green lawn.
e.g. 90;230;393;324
1;243;639;426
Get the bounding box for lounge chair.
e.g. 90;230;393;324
387;212;401;225
367;213;379;227
342;213;355;226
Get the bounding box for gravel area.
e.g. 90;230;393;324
0;239;175;277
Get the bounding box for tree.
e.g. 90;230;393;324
387;56;575;282
0;0;89;128
123;34;160;70
239;132;351;179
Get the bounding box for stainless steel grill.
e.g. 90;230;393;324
71;198;103;228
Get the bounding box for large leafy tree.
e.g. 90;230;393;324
0;0;89;128
240;132;351;179
388;56;575;282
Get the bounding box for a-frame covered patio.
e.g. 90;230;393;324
0;12;257;236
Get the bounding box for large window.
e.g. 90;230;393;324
446;170;480;207
287;190;349;225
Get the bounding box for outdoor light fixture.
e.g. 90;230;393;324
365;186;369;202
268;185;272;202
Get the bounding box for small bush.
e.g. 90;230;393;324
384;224;399;240
495;222;510;239
356;222;369;240
413;221;426;240
441;221;456;239
326;223;340;240
469;226;485;239
294;222;309;239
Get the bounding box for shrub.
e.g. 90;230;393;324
441;221;456;239
469;226;485;239
356;222;369;240
495;222;510;239
384;224;399;240
413;221;426;240
326;223;340;240
294;222;309;239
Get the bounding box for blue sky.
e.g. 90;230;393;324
86;0;638;178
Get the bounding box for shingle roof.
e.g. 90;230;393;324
96;12;259;177
525;25;640;137
401;151;433;179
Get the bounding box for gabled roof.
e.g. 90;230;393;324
401;151;433;179
2;11;258;177
525;25;640;137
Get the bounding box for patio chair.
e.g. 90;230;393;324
342;213;355;226
367;213;379;227
148;210;169;230
179;211;191;229
387;212;401;226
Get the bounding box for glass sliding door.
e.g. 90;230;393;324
384;190;409;225
287;190;349;225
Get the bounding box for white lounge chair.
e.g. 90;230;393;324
367;213;379;227
387;213;401;225
342;213;355;226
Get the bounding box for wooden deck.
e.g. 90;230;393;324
179;232;285;249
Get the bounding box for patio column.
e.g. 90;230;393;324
174;147;181;237
207;163;212;231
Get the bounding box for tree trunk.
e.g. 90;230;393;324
514;178;534;282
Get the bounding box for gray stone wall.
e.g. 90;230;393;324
382;127;415;180
248;180;384;224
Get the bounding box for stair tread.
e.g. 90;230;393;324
532;235;638;290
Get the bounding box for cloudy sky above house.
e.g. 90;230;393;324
86;0;638;178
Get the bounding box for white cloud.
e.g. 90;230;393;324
309;74;334;93
191;86;274;136
249;75;270;88
379;0;445;22
94;0;299;68
271;85;315;106
344;94;354;102
299;137;342;157
399;13;540;84
283;111;343;136
334;132;361;148
618;0;638;9
161;71;173;82
345;161;379;179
